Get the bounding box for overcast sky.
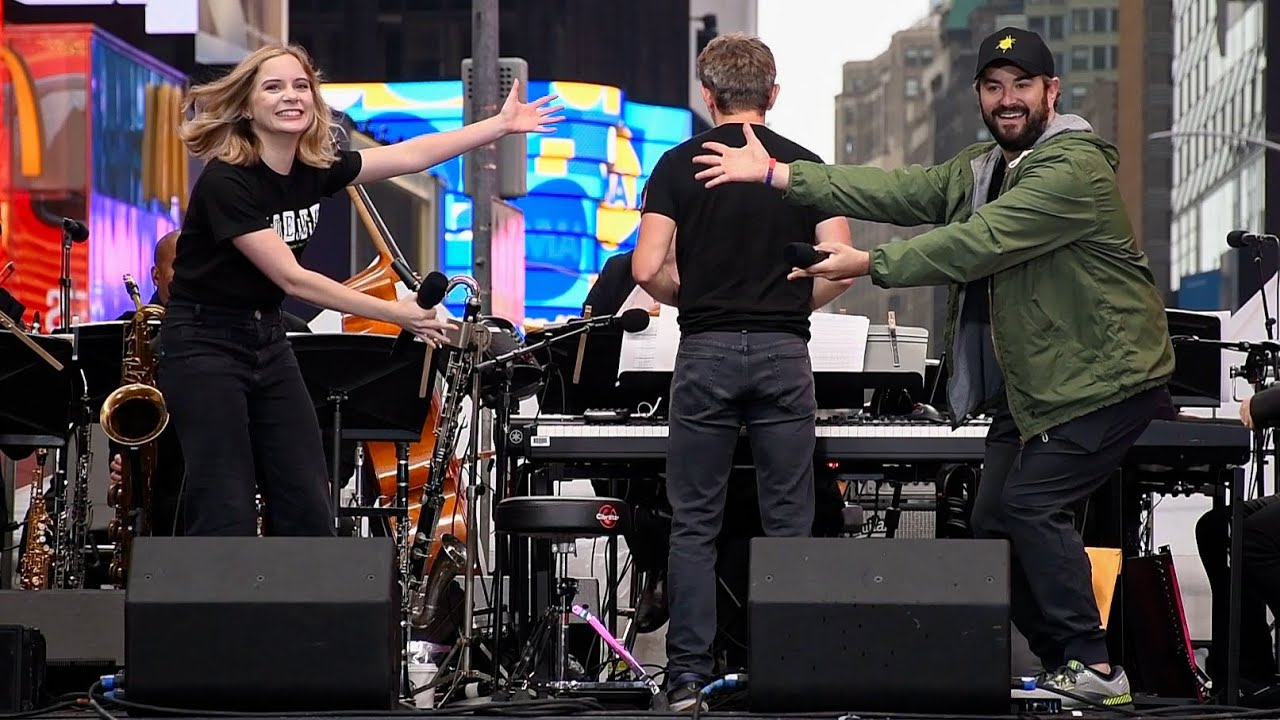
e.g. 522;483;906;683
757;0;933;163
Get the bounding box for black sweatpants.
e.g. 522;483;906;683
971;386;1166;669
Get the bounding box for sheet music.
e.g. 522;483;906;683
618;284;658;314
618;307;870;375
618;305;681;374
808;312;869;372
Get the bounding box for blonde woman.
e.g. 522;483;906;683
159;44;562;537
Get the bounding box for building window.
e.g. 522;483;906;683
1071;46;1090;71
1072;85;1088;105
1048;15;1064;39
905;78;920;98
1092;7;1110;33
1092;45;1109;70
1053;52;1065;74
1029;15;1045;34
1071;8;1090;32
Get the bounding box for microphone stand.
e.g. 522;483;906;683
474;323;596;375
1250;240;1280;700
1251;241;1277;342
1171;334;1277;706
59;226;74;330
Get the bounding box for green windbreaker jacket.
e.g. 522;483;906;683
785;113;1174;440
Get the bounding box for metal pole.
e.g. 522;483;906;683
471;0;499;315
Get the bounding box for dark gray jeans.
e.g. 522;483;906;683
664;331;817;682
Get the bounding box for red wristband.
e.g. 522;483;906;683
765;157;777;186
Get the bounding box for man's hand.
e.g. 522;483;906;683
109;453;122;484
692;123;778;188
786;242;871;282
1242;395;1254;429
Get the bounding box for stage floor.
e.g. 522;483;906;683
36;692;1266;720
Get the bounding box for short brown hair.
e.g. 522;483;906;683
696;33;776;115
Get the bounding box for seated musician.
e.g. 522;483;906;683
1195;385;1280;700
106;231;358;537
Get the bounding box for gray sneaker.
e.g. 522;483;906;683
1037;660;1134;709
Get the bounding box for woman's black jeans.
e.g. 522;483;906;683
156;300;335;536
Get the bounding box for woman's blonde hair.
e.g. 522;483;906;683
179;44;339;168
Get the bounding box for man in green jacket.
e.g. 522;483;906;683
692;26;1174;709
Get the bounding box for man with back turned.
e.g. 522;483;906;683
631;32;853;712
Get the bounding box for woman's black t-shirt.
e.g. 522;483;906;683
168;149;363;310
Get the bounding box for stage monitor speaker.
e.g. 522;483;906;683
748;537;1010;714
125;537;400;712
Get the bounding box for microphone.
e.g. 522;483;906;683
565;307;651;333
400;270;449;398
415;271;449;308
1227;230;1279;248
61;217;89;243
783;242;829;268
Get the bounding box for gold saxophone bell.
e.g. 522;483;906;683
100;301;168;446
101;382;169;446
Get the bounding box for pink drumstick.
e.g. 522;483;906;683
571;603;659;694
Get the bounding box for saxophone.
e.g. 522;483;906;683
100;274;168;586
18;449;53;590
407;275;489;629
53;374;93;588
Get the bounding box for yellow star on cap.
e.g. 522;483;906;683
997;35;1016;52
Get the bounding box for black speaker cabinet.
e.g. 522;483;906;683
125;537;399;712
0;625;45;712
748;537;1010;714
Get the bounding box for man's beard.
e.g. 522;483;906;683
982;97;1050;153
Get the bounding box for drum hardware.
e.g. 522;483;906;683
471;320;598;694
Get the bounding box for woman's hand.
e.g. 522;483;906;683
498;79;565;135
390;298;455;347
786;242;871;282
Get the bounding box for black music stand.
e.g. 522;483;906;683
530;327;660;415
0;331;76;450
288;332;435;527
289;331;436;702
48;321;148;419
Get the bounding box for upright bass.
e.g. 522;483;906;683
340;186;468;642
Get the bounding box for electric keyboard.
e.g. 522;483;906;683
507;416;1251;468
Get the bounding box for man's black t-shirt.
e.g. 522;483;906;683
641;123;836;340
169;150;363;310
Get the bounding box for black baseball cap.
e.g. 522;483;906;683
974;26;1056;79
